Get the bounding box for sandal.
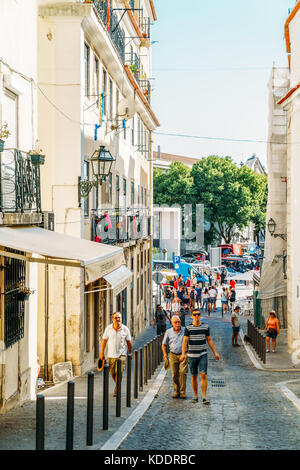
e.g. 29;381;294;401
202;398;210;406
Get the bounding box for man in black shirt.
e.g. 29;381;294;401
153;305;171;335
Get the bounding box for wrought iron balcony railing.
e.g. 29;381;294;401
129;0;135;10
91;207;151;245
92;0;125;63
0;149;43;214
139;78;151;103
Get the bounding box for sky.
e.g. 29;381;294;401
151;0;295;169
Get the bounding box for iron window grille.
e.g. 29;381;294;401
4;249;26;348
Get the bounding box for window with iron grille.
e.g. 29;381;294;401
4;249;26;348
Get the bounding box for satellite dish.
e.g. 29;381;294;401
117;98;136;121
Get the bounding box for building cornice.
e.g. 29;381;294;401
284;1;300;71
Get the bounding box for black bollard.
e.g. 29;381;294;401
66;381;75;450
86;372;94;446
152;339;155;374
116;359;122;417
147;342;151;380
144;344;148;385
36;394;45;450
139;348;143;392
126;354;132;408
103;364;109;430
134;350;138;399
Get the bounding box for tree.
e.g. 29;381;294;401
190;156;267;244
153;161;193;207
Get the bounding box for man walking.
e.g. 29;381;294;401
180;309;220;405
100;312;132;397
153;304;171;335
162;316;188;399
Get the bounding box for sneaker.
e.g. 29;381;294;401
202;398;210;406
191;397;198;403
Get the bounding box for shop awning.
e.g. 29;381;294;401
103;265;132;296
0;226;124;284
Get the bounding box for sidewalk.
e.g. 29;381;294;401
0;325;162;450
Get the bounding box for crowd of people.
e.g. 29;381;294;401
160;274;238;323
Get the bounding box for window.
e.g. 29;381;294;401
83;161;89;217
109;78;113;119
102;69;107;115
107;172;112;204
123;178;127;198
131;117;135;146
141;274;143;301
141;249;143;269
4;250;26;348
138;185;140;206
94;56;100;106
144;188;147;208
141;186;144;205
84;43;90;97
131;181;134;206
137;277;139;305
93;185;99;210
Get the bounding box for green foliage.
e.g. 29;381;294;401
153;155;268;244
153;162;193;207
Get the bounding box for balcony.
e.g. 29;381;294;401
92;0;125;63
91;207;151;245
0;148;44;225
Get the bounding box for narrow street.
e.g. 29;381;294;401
120;313;300;450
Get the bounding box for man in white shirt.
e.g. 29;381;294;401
208;286;218;314
100;312;132;396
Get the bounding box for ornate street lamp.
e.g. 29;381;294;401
78;146;115;200
267;217;287;241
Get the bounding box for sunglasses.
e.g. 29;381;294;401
192;313;201;317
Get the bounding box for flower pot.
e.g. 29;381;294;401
0;139;5;152
17;292;30;301
29;154;45;165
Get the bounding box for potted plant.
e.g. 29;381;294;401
28;142;45;164
0;122;10;152
129;64;136;74
17;286;35;301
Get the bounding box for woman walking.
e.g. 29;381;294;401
202;288;209;313
221;287;229;317
264;310;280;353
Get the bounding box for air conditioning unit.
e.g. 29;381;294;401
42;211;55;231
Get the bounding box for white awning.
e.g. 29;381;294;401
0;226;124;284
103;265;132;296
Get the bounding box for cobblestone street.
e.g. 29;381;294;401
120;313;300;450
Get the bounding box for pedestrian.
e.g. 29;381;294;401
229;286;236;312
186;276;191;288
208;285;217;314
221;287;229;317
191;273;197;288
180;309;220;405
164;285;172;311
264;310;280;353
202;288;209;312
195;284;202;309
179;303;190;327
229;278;236;290
153;304;171;335
173;276;178;290
216;272;221;286
178;274;184;287
231;306;241;347
220;269;226;285
189;285;196;309
162;316;188;399
99;312;132;397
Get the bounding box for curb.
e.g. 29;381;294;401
239;328;300;373
277;379;300;412
86;366;167;451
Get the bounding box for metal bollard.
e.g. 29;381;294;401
126;354;132;408
144;344;148;385
66;381;75;450
147;342;151;380
150;340;154;375
139;347;143;392
36;394;45;450
86;372;94;446
103;364;109;430
116;359;122;417
134;350;138;399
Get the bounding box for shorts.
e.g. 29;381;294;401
221;300;228;304
266;330;278;339
209;297;216;303
188;354;208;375
232;326;240;333
108;356;126;376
